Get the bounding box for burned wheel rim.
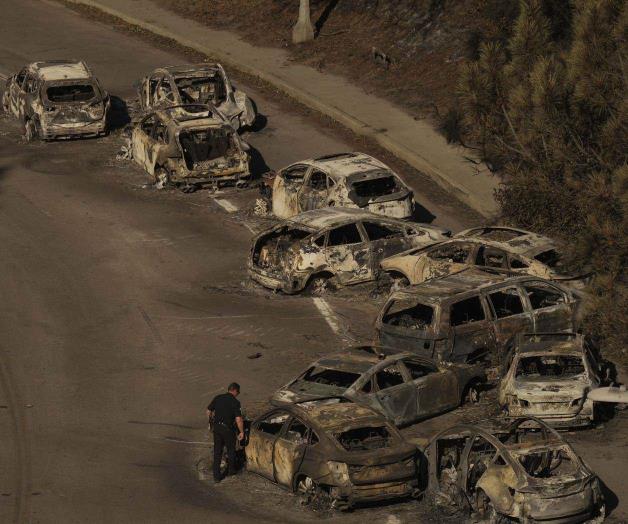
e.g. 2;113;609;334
475;490;502;523
297;475;315;495
308;276;332;296
154;168;170;189
24;119;39;142
389;273;410;292
466;384;480;404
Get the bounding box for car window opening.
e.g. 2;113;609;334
253;227;311;270
336;426;392;451
179;128;235;169
383;300;434;330
46;84;95;103
430;245;470;263
301;366;360;388
352;175;402;198
175;75;227;105
517;448;579;479
489;289;524;318
474;228;525;241
450;296;485;326
516;356;585;379
534;249;565;270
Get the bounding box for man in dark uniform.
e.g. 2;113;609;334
206;382;244;482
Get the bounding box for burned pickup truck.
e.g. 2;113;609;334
271;346;486;427
375;268;584;366
249;208;450;294
425;417;605;522
498;333;609;428
266;152;415;219
127;104;249;189
2;60;109;140
246;399;419;509
137;63;256;131
381;226;590;289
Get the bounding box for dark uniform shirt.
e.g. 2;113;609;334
208;393;242;428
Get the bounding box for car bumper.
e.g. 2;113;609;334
332;478;418;506
41;118;107;139
521;483;602;523
506;403;594;428
248;267;308;294
366;197;413;219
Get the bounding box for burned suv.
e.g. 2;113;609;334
272;346;486;427
381;226;589;289
249;208;450;294
2;60;109;140
268;152;414;219
246;399;419;509
137;63;256;131
425;417;605;522
498;333;608;428
375;268;583;366
127;104;249;189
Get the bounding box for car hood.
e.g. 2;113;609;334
271;380;347;405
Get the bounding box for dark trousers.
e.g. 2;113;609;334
213;423;236;481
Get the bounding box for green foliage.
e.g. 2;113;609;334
459;0;628;364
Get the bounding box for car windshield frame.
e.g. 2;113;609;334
43;80;100;104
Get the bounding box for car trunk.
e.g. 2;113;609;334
42;82;103;123
347;172;411;207
177;127;239;172
251;226;311;275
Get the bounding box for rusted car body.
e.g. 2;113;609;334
498;333;607;428
269;152;414;219
248;208;450;294
2;60;109;140
137;63;256;130
374;268;584;366
381;226;590;289
271;346;486;427
128;104;249;188
425;417;605;523
246;399;419;508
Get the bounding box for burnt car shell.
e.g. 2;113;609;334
425;417;604;523
246;400;419;508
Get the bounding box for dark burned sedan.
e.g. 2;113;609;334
246;399;419;509
425;417;605;523
2;60;109;140
271;347;486;427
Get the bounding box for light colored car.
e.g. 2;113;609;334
375;268;584;366
2;60;109;140
127;104;249;189
271;346;486;427
381;226;590;289
246;399;419;510
137;63;256;130
248;208;450;294
425;417;605;522
269;152;415;219
498;333;608;428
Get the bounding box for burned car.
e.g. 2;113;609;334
127;104;249;188
375;268;584;366
2;60;109;140
381;226;590;289
137;63;256;130
271;346;486;427
246;399;419;509
268;152;415;219
498;333;608;428
249;208;450;294
425;417;605;522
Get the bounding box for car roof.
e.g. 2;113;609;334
286;207;401;230
390;267;523;304
294;401;389;431
516;333;585;356
153;105;227;128
302;152;391;179
158;63;223;77
455;226;558;257
30;60;91;81
314;347;435;374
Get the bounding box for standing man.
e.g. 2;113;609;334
206;382;245;483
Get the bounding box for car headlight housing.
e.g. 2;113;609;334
327;461;349;483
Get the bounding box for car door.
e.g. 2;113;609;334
485;286;534;353
272;164;310;218
297;168;330;211
448;295;497;364
372;362;418;426
416;242;474;283
400;358;458;418
522;281;574;332
246;410;290;481
362;220;409;264
324;222;373;284
8;68;27;117
272;417;311;488
132;114;156;170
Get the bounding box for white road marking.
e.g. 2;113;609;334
213;198;238;213
0;73;7;81
313;297;342;336
243;222;256;234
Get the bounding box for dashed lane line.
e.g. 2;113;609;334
312;297;343;337
213;198;238;213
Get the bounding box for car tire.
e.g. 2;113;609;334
307;274;335;296
474;489;504;523
463;380;481;404
386;271;410;292
154;167;170;189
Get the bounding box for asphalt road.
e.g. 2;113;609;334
0;1;626;523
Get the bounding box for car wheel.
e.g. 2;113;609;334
387;271;410;292
464;381;481;404
1;92;9;113
474;489;504;523
589;502;606;524
296;475;335;509
24;118;40;142
154;167;170;189
307;274;335;296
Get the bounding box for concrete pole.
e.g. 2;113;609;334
292;0;315;44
